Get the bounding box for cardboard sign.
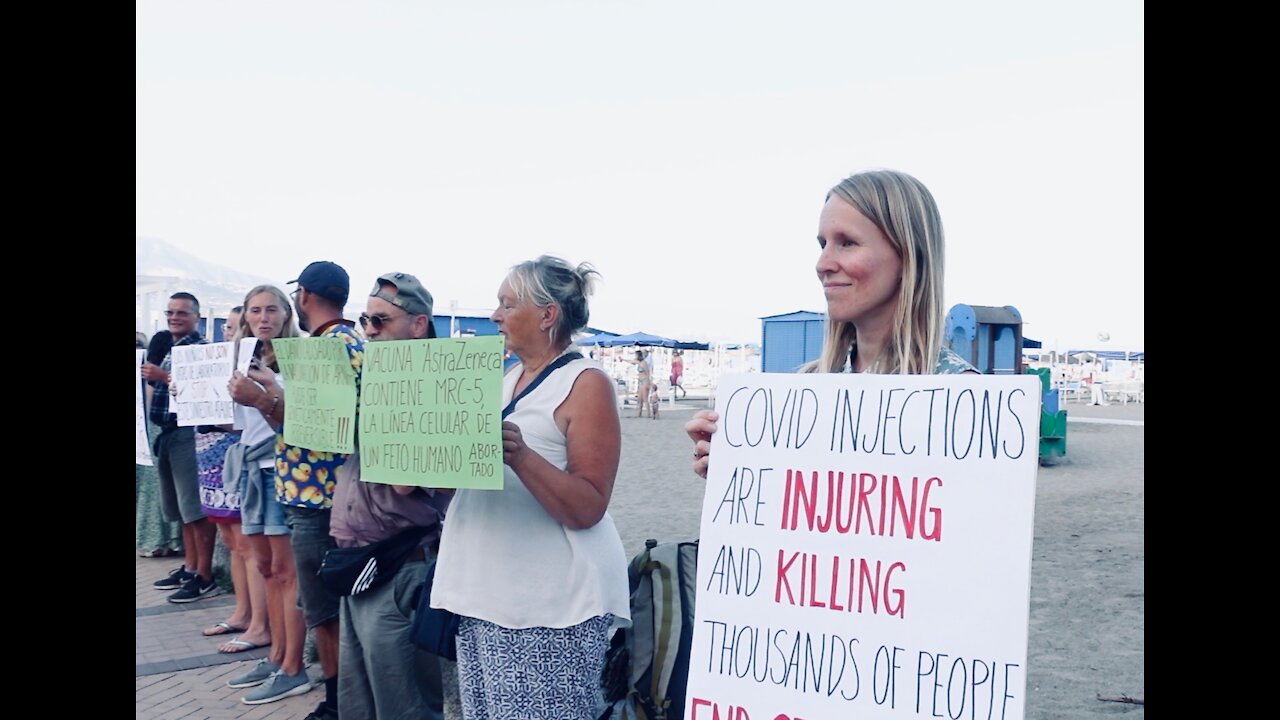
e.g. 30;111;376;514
274;336;358;453
359;335;505;489
136;349;153;465
172;342;236;426
686;372;1040;720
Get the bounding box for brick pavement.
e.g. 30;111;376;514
135;553;322;720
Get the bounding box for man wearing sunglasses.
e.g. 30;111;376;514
332;272;450;720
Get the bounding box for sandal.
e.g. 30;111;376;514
218;637;267;653
203;621;248;637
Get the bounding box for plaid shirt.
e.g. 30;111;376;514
148;331;206;427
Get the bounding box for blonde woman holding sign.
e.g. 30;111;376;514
223;285;313;704
686;169;977;477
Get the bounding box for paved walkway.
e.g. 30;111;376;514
135;553;323;720
132;393;717;720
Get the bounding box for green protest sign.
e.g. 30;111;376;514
273;336;358;454
359;335;504;489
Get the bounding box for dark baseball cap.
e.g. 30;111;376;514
289;261;349;306
371;272;434;317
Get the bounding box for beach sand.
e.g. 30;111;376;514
610;393;1144;719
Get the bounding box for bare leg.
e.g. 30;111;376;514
181;523;197;571
232;534;278;658
314;619;340;681
217;524;251;628
239;526;272;646
191;517;217;581
269;535;308;676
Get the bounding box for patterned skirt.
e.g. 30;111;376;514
456;615;612;720
197;429;243;522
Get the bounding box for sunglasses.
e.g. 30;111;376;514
359;312;404;331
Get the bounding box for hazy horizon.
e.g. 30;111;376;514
137;1;1144;351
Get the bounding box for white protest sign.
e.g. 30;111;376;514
686;372;1040;720
136;349;153;465
172;342;236;426
236;337;259;375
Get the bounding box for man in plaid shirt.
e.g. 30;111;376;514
141;292;220;603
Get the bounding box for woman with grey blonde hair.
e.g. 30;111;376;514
432;255;630;719
221;284;313;702
686;169;976;478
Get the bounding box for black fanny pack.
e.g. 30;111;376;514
318;525;430;596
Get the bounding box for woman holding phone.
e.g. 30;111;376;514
222;285;314;704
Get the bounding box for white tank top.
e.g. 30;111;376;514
234;371;281;469
432;357;631;629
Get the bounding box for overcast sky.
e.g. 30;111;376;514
136;0;1143;351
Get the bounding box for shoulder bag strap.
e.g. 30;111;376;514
502;351;584;419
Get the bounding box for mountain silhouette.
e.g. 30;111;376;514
136;236;278;331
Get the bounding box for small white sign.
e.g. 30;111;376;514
172;342;236;426
136;349;153;465
236;337;259;375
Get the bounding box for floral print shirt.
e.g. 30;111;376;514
275;322;365;509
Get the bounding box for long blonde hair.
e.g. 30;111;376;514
237;285;301;369
807;169;945;375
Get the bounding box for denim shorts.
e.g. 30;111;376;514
285;505;340;628
240;466;288;536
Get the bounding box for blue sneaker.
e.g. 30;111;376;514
241;668;312;705
226;658;280;689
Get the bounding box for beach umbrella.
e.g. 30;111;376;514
575;332;619;347
673;340;710;351
599;331;677;348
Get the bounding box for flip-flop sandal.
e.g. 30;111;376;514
218;638;265;654
203;621;248;637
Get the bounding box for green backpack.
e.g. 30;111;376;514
600;539;700;720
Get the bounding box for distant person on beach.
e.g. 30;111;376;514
648;378;661;419
630;349;652;418
431;255;629;719
686;169;977;477
670;349;686;398
1086;359;1108;405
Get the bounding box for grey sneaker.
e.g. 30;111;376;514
226;658;281;689
152;566;195;590
241;668;312;705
